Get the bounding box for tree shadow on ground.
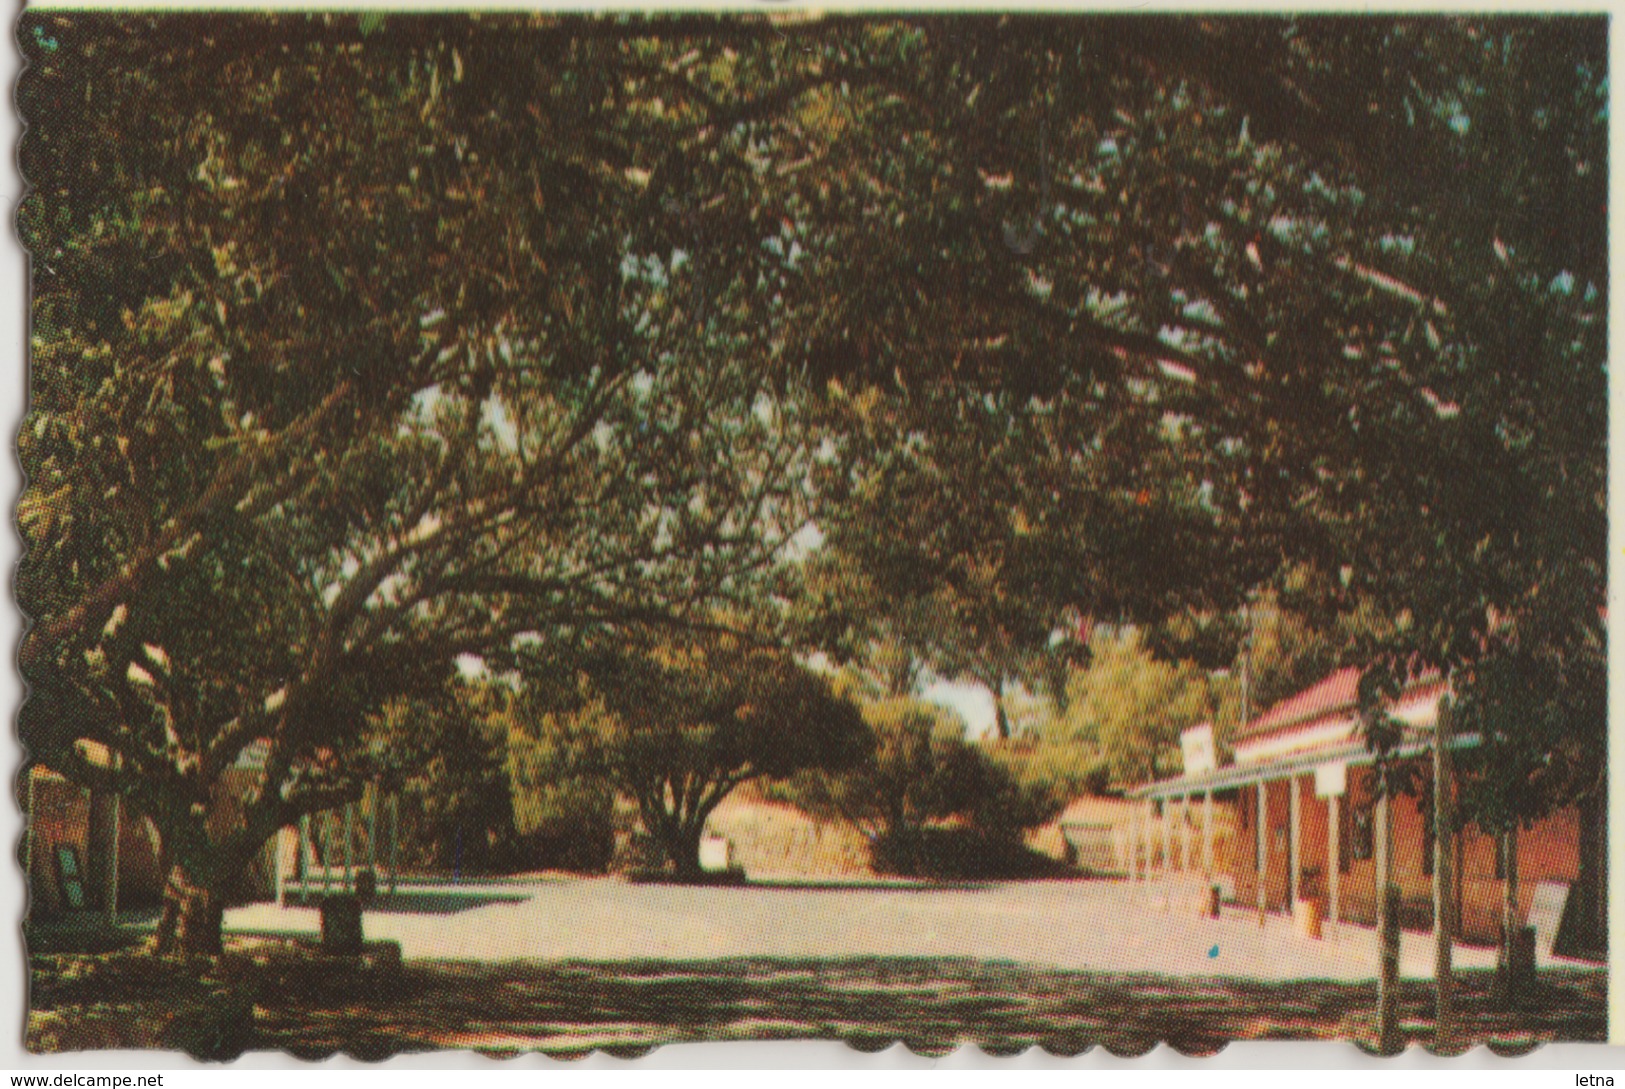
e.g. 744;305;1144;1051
26;941;1607;1060
277;891;532;915
662;879;997;893
363;892;531;915
25;910;162;955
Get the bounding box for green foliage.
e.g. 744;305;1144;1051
15;12;1604;941
782;696;980;842
527;632;872;875
1058;629;1211;787
805;381;1238;738
390;694;523;876
785;695;1065;875
869;827;1069;881
1454;642;1605;835
506;717;618;873
18;13;821;945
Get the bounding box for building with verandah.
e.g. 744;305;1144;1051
1127;667;1603;956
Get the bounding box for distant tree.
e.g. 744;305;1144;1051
532;634;871;877
1058;629;1212;786
784;696;983;843
785;694;1064;873
808;382;1242;740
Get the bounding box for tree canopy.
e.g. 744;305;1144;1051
18;12;1605;947
529;631;871;875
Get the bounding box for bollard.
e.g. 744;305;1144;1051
1208;884;1222;919
320;894;364;956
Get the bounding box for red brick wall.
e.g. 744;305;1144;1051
25;771;165;918
1221;759;1583;945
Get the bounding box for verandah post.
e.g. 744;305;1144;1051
1328;791;1341;929
367;783;379;875
1288;775;1301;908
1180;794;1192;872
389;793;400;897
1203;789;1214;877
1255;780;1267;921
300;813;311;904
1161;798;1172;881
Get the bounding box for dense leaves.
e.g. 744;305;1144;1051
17;13;1605;947
528;632;871;875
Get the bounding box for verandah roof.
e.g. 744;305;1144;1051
1127;731;1482;801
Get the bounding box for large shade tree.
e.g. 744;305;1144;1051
804;380;1251;738
19;14;826;953
529;631;871;876
20;13;1604;952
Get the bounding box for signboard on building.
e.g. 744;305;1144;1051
1180;723;1217;776
1528;880;1574;960
1314;761;1347;798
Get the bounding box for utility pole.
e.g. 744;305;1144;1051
1433;695;1456;1048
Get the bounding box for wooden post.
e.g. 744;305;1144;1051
1255;781;1267;920
1145;800;1156;882
107;795;120;920
1376;785;1400;1053
300;813;311;904
1288;775;1301;908
389;793;400;897
1130;803;1142;882
344;802;356;892
1180;795;1193;873
1498;827;1521;992
1161;799;1172;879
1433;697;1456;1047
1328;792;1341;929
367;784;379;874
1203;790;1214;877
320;812;333;898
1119;809;1130;879
87;790;120;919
274;827;286;907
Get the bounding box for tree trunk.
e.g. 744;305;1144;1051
1496;831;1512;967
991;677;1011;740
1494;826;1520;1004
86;791;120;918
154;863;225;957
1575;787;1606;957
666;821;705;879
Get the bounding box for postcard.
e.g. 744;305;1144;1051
15;7;1610;1060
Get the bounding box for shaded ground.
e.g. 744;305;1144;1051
28;938;1605;1060
224;876;1524;981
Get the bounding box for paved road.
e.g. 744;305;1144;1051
222;876;1535;983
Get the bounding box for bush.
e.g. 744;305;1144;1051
381;683;620;877
392;707;527;876
509;779;618;874
870;826;1070;880
780;696;1071;877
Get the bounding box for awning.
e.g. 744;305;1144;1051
1127;731;1482;801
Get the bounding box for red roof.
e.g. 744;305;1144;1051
1237;665;1446;744
1237;667;1361;742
